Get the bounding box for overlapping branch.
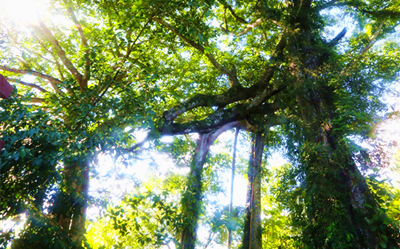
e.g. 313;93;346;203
238;18;262;36
328;27;347;47
152;17;240;87
0;65;63;86
163;28;287;123
64;0;90;85
5;78;48;93
35;19;85;89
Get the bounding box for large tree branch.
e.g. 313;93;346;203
163;100;281;136
5;78;48;93
246;84;287;112
152;17;240;87
163;30;287;123
0;65;63;86
162;104;245;135
209;121;240;141
35;19;85;89
328;27;347;47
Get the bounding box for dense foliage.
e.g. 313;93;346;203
1;0;400;248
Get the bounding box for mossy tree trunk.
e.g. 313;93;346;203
180;122;240;249
242;132;264;249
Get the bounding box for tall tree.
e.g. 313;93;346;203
1;0;399;248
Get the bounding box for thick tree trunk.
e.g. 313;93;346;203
180;122;239;249
180;133;214;249
242;132;264;249
54;160;89;248
300;127;400;248
10;161;89;249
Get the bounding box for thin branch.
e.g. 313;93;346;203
64;0;88;47
218;0;248;24
64;0;90;84
224;7;229;31
2;26;52;64
124;18;152;63
120;133;150;154
315;0;344;11
32;33;66;82
6;78;48;93
152;18;203;51
35;18;85;89
30;35;66;94
360;21;384;55
29;97;45;103
94;17;153;107
226;5;248;24
204;231;216;249
237;18;262;36
198;7;210;25
152;17;240;87
0;65;63;85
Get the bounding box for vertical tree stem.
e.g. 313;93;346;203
228;128;240;248
242;132;264;249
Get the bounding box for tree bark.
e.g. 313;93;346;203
180;133;214;249
242;132;264;249
10;160;89;249
180;122;240;249
53;160;89;248
228;128;240;249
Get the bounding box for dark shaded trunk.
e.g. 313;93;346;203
10;161;89;249
242;132;264;249
53;160;89;248
282;3;397;247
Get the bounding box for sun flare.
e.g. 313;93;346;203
0;0;41;24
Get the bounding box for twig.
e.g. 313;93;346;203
35;17;85;88
65;0;91;84
152;17;240;87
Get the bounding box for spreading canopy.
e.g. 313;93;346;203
1;0;400;248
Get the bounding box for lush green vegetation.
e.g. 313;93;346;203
1;0;400;248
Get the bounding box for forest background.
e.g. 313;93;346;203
1;0;400;248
